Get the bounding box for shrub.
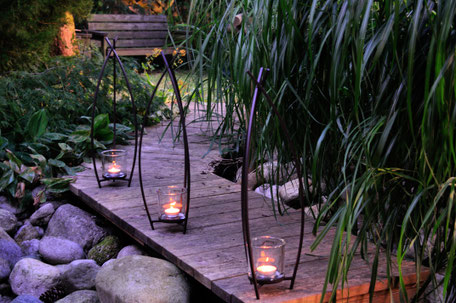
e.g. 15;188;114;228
0;53;167;209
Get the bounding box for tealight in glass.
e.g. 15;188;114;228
249;236;285;284
157;186;187;222
101;149;128;180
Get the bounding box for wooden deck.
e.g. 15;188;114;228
70;111;424;303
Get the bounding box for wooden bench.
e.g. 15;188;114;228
86;14;169;57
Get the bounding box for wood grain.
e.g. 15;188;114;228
70;110;426;302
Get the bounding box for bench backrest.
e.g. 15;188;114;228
88;14;168;52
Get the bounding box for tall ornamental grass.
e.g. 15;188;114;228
185;0;456;301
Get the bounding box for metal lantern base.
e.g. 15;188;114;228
249;273;285;285
157;213;186;223
102;172;127;180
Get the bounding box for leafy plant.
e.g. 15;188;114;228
0;53;167;209
187;0;456;302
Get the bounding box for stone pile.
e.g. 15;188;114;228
0;197;191;303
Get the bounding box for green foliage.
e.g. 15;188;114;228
0;53;167;209
0;0;92;72
188;0;456;301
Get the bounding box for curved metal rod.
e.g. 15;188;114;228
91;45;115;188
138;68;169;231
90;37;139;188
242;69;306;299
241;67;266;300
162;52;191;234
104;38;139;187
138;52;191;234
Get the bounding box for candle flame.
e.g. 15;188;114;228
108;160;121;174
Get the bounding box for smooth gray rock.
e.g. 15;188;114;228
55;290;99;303
236;161;297;188
13;222;39;245
0;239;22;269
10;295;42;303
9;258;61;297
278;178;315;206
39;237;84;265
0;210;17;234
116;245;145;259
61;259;100;291
19;240;40;259
0;259;10;281
45;204;107;251
29;204;54;227
95;255;190;303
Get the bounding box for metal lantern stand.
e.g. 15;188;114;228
90;37;139;188
241;68;306;299
138;52;191;234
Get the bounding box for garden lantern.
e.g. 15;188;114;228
138;52;191;234
249;236;286;284
241;67;306;299
100;149;128;180
157;186;188;222
90;37;138;187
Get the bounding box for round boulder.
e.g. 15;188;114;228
13;222;40;245
87;236;120;266
0;239;23;269
0;209;17;234
96;255;190;303
39;237;84;265
19;240;40;259
55;290;99;303
10;294;43;303
45;205;107;251
29;204;54;227
9;258;61;297
116;245;145;259
60;259;100;291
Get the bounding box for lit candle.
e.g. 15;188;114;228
108;161;121;174
164;201;181;216
256;264;277;276
256;251;277;277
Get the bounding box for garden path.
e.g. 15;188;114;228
70;110;424;303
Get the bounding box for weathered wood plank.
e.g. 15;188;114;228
114;39;166;48
112;48;174;57
104;31;167;39
70;113;425;303
89;22;168;31
89;14;167;23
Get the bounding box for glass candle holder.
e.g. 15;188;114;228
101;149;127;180
248;236;285;284
157;186;187;222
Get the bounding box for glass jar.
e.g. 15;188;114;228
157;186;187;222
249;236;285;283
101;149;127;180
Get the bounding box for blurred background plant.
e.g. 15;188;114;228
185;0;456;302
0;0;93;72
